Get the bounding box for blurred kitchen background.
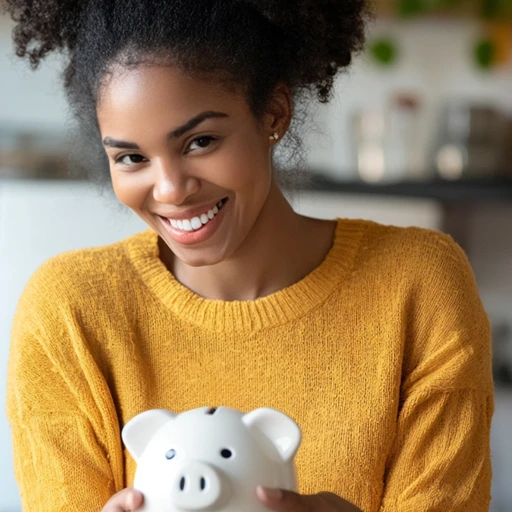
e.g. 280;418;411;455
1;0;511;510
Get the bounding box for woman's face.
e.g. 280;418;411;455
97;65;284;267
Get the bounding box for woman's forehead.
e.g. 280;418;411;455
98;65;244;114
96;65;254;143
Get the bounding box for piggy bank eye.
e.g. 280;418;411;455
165;449;177;460
220;448;233;459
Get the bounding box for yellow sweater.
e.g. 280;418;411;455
6;219;494;512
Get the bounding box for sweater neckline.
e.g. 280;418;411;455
126;218;366;332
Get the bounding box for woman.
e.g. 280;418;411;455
4;0;494;511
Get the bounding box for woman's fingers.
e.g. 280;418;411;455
101;488;144;511
256;486;362;512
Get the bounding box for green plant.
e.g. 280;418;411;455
474;38;496;68
481;0;512;19
396;0;512;18
398;0;461;17
369;38;399;66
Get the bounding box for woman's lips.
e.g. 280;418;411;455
159;198;229;246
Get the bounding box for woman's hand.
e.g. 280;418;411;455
101;488;144;511
257;486;363;512
99;485;362;512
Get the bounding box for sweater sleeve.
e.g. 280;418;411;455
5;258;124;511
379;232;494;511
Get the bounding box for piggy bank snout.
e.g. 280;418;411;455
171;461;228;510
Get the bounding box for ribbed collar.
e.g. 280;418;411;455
125;218;366;332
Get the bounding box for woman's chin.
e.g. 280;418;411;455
165;239;231;269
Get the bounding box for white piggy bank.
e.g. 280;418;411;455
122;406;302;511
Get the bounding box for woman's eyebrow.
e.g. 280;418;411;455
169;111;229;139
102;110;229;149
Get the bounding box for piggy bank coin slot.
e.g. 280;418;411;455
206;407;217;415
200;477;206;491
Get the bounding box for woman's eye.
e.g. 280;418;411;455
115;154;147;166
187;136;216;152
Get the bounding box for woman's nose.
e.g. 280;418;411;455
152;160;200;205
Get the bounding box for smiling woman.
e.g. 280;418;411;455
97;66;283;269
97;66;298;272
3;1;495;512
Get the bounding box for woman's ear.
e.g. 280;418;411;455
264;82;293;142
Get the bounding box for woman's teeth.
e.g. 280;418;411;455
169;199;226;232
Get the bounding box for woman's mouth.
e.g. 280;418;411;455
166;198;228;232
158;197;229;246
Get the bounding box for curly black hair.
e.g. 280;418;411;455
4;0;369;185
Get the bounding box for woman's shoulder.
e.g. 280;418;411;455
18;229;156;313
352;219;491;391
357;218;488;336
355;218;455;251
349;218;468;275
339;218;479;305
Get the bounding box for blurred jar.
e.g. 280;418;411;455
432;102;508;180
0;128;70;179
352;93;423;183
353;110;386;183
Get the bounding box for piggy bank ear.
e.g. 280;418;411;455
122;409;177;463
242;408;301;462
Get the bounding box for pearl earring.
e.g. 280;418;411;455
269;132;279;141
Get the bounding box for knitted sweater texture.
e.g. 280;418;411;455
6;218;494;511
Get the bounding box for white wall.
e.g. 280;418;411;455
0;17;68;131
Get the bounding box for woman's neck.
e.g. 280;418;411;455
160;183;337;301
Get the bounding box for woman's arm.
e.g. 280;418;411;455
379;388;493;511
379;232;494;511
6;258;125;511
254;231;494;512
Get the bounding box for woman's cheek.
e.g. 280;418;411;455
110;170;149;211
212;144;270;190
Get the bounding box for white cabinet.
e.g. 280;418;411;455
290;190;443;230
